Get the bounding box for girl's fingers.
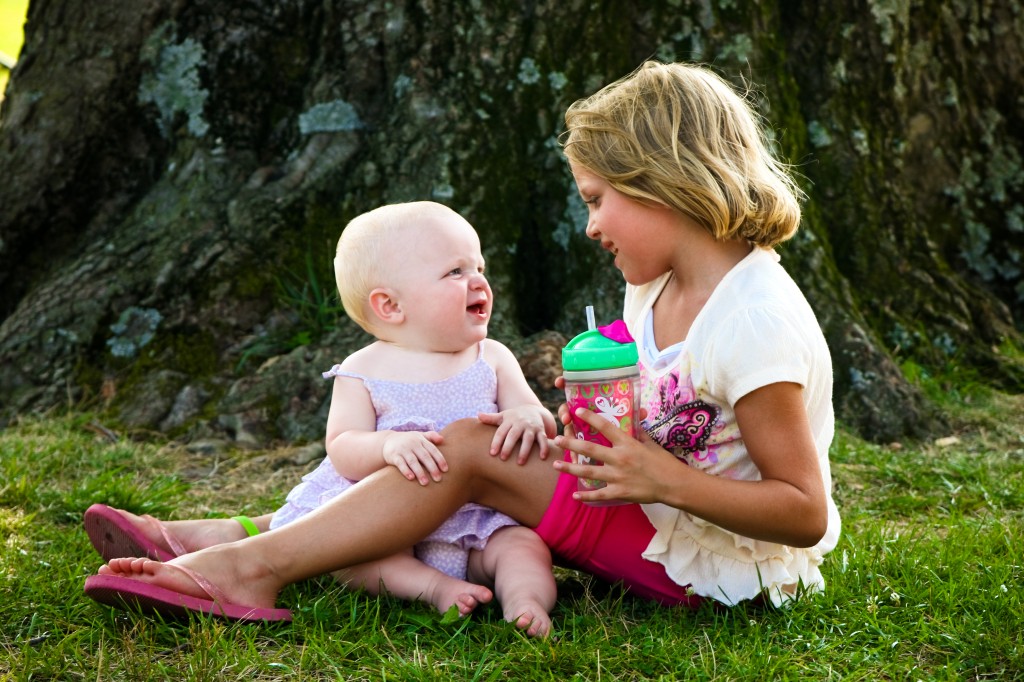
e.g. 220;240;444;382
574;407;625;443
556;403;570;427
553;433;608;465
553;457;608;484
572;488;612;504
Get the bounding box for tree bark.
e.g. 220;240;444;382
1;0;1020;445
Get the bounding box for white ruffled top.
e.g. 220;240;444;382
625;248;841;606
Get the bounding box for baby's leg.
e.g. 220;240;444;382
468;527;556;638
334;549;493;616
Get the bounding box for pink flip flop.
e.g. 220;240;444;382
84;566;293;623
84;504;186;562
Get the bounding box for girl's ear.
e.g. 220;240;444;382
368;288;404;325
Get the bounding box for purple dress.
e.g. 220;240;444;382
269;344;518;578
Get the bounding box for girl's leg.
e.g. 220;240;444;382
94;509;272;555
335;550;493;616
99;419;560;610
467;527;556;638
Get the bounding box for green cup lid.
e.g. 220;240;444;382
562;328;638;371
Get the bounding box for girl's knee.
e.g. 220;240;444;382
438;418;497;468
440;417;492;442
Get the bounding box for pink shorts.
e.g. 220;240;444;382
534;464;704;608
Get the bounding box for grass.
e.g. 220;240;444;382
1;381;1023;680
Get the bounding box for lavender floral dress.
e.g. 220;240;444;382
270;343;518;579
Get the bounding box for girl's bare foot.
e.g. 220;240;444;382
422;572;493;616
112;508;252;555
99;545;280;610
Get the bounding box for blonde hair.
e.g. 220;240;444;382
334;201;462;332
562;61;803;248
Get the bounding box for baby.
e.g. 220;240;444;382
85;201;557;637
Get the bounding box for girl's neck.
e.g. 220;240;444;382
670;236;753;295
653;237;753;347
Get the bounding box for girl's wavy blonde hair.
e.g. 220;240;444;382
334;201;462;332
562;61;803;248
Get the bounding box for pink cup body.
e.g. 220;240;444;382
563;368;639;505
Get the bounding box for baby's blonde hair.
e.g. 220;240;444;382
563;61;803;248
334;201;462;332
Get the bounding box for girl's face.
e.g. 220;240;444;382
389;215;492;352
570;164;681;285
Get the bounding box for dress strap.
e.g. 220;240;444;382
322;364;366;381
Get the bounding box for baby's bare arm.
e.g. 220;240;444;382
326;376;447;484
480;339;557;462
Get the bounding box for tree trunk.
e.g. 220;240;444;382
1;0;1020;445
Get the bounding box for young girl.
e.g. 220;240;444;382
85;61;840;620
86;201;557;637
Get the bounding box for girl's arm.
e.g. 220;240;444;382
478;339;557;463
325;375;447;485
554;381;828;548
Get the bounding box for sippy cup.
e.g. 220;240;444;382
561;307;640;506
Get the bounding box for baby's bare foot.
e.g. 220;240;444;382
503;597;553;638
423;574;493;616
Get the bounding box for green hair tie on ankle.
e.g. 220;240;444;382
232;515;260;537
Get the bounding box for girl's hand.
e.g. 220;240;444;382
478;406;557;464
553;406;680;505
381;431;448;485
553;375;571;432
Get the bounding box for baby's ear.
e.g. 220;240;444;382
368;288;404;324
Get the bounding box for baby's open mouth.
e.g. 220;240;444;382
467;303;487;315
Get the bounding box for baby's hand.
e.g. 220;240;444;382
478;406;557;464
381;431;448;485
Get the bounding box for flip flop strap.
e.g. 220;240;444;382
165;562;233;607
141;514;188;557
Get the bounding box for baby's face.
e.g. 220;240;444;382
388;214;492;352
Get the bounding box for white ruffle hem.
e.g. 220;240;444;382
641;504;828;607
